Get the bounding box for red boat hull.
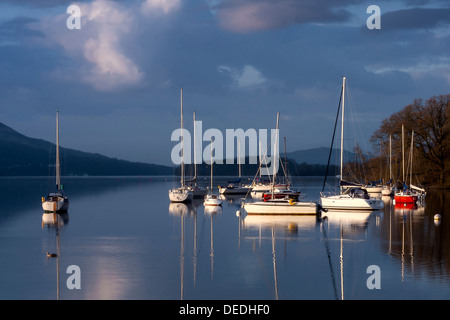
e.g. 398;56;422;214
394;194;417;204
262;192;300;201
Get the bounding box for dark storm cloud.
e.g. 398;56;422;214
0;0;93;7
383;8;450;30
401;0;449;6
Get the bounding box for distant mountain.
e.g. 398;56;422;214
0;121;349;177
0;122;173;176
282;147;367;166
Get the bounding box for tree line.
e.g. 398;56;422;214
359;94;449;189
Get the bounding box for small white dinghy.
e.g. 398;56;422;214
204;194;223;206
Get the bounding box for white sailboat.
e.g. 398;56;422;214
187;111;208;198
243;199;319;215
219;139;250;195
204;138;223;206
320;77;384;211
243;113;319;215
169;88;193;203
42;111;69;213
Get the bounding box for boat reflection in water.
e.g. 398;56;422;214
392;201;425;282
319;210;383;300
220;194;246;209
243;214;318;234
42;212;69;300
169;199;222;299
242;214;319;300
42;212;69;227
169;202;194;300
321;210;381;229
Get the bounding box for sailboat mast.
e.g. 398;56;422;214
410;130;414;185
284;137;288;185
402;124;405;183
389;135;392;182
210;138;213;195
180;88;184;187
273;112;280;184
259;141;262;179
238;139;241;179
56;111;61;191
193;111;197;184
340;77;346;193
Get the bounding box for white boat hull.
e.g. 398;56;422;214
169;188;193;203
320;195;384;211
363;186;384;193
42;197;69;213
204;195;223;206
243;201;318;215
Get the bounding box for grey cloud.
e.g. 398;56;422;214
0;17;44;42
382;8;450;30
0;0;99;8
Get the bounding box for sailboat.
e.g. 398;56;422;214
320;77;384;211
394;127;425;204
243;113;319;215
219;139;250;195
246;137;289;198
187;111;209;198
261;137;301;201
169;88;193;203
42;111;69;213
204;138;223;206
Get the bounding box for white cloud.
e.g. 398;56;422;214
79;0;144;90
31;0;181;91
212;0;351;33
141;0;181;15
218;65;266;88
365;57;450;84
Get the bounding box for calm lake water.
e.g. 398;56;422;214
0;176;448;300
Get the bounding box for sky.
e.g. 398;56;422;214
0;0;449;165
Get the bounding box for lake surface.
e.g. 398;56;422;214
0;176;449;300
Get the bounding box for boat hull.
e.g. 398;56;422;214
262;191;300;201
42;198;69;213
169;188;193;203
320;195;384;211
204;200;223;206
218;186;250;195
394;194;417;204
243;201;318;215
204;194;223;206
